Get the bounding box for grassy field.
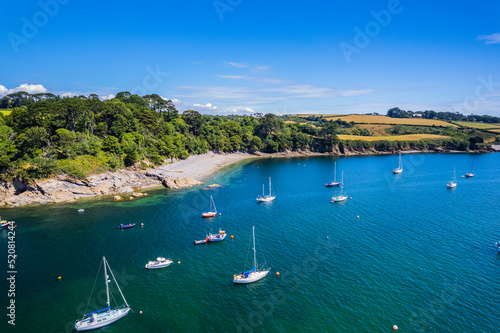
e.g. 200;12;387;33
338;134;450;141
323;114;457;127
488;128;500;134
355;124;392;136
454;121;500;129
0;109;12;116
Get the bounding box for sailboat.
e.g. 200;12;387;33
392;150;403;174
233;226;270;284
256;177;276;202
202;195;217;218
326;162;341;187
75;257;130;331
330;171;348;202
466;162;474;178
447;165;457;188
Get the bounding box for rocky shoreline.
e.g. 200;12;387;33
0;147;494;208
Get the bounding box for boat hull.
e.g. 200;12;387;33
330;195;348;203
256;195;276;203
75;308;130;331
233;269;270;284
119;224;135;229
465;173;474;178
446;182;457;188
202;212;217;218
392;168;403;174
325;182;341;187
145;260;173;269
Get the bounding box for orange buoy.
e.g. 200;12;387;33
178;261;181;264
357;215;359;219
140;311;143;314
393;325;398;331
276;272;280;277
231;235;234;239
141;223;144;227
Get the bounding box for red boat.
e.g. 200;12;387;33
202;195;217;218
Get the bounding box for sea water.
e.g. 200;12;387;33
1;152;499;332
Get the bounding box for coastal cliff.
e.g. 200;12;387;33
0;170;202;207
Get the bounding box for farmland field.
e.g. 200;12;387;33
0;109;12;116
320;114;457;127
338;134;450;141
454;121;500;129
355;124;392;136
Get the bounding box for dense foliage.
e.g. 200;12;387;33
0;91;493;183
386;107;500;123
0;92;332;182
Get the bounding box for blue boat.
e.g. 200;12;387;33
326;162;341;187
119;223;135;229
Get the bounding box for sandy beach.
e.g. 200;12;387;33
150;152;257;182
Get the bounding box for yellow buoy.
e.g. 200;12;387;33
58;276;61;280
276;272;280;277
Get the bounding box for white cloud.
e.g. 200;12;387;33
477;33;500;44
252;65;270;73
100;94;115;100
61;92;77;98
228;62;248;68
171;98;182;104
0;83;48;96
193;102;217;111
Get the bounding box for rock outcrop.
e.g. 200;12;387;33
0;169;203;207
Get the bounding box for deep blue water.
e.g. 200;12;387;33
1;152;500;332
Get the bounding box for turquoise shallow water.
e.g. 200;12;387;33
1;152;500;332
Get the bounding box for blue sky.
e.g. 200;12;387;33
1;0;499;116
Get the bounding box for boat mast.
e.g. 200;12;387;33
399;151;402;169
334;162;337;182
103;257;110;309
268;177;272;197
252;226;257;269
340;171;344;195
262;184;264;197
106;258;130;308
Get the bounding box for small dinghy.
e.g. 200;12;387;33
145;257;173;269
119;223;136;229
78;208;84;213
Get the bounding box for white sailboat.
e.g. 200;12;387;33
392;150;403;174
233;226;270;284
256;177;276;202
326;162;341;187
75;257;130;331
202;195;217;218
330;171;347;202
447;165;457;188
